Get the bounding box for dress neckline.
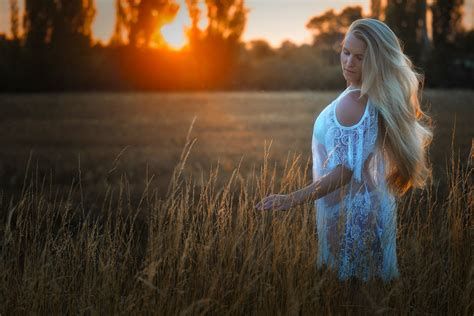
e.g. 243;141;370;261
346;86;361;92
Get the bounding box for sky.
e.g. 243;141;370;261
0;0;473;49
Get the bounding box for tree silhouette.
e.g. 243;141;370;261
247;39;274;60
50;0;96;48
385;0;430;67
9;0;20;41
24;0;95;49
429;0;466;86
112;0;180;48
306;6;363;65
6;0;470;91
431;0;464;47
370;0;386;20
204;0;247;43
184;0;248;87
184;0;248;44
110;0;127;46
24;0;55;49
184;0;200;46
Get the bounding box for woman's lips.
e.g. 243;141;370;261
344;68;355;74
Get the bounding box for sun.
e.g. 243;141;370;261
165;41;186;51
160;5;188;51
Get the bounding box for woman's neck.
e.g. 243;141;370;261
347;81;361;90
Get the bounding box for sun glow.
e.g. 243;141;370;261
160;2;189;50
161;24;187;50
160;1;208;50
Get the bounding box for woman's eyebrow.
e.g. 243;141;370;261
343;46;364;56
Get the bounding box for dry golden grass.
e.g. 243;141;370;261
0;90;472;314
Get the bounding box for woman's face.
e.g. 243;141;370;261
340;32;367;86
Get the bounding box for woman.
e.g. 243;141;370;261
255;18;432;282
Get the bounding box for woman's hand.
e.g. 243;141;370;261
255;194;294;211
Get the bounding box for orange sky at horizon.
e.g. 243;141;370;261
0;0;473;49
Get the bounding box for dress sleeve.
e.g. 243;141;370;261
326;125;365;182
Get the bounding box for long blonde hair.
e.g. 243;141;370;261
344;18;433;196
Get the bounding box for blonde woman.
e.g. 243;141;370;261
255;18;432;282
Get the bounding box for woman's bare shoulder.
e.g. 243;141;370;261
335;90;369;127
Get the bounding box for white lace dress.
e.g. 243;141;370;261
312;86;399;282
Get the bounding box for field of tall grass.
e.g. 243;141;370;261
0;91;472;314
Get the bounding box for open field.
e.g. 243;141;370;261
0;90;472;314
0;90;472;196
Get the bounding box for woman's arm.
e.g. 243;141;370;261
255;164;353;211
289;164;353;206
255;93;365;211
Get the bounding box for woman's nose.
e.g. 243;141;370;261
347;56;355;67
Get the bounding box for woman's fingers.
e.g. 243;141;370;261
255;195;282;210
255;197;269;210
257;201;271;210
256;196;272;208
256;197;291;211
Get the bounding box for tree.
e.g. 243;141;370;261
50;0;96;48
370;0;386;20
184;0;200;46
247;39;274;60
112;0;180;48
204;0;247;43
184;0;248;53
23;0;55;49
431;0;464;47
306;6;363;65
429;0;466;86
184;0;249;87
9;0;20;41
385;0;430;67
307;6;362;36
110;0;127;46
24;0;96;49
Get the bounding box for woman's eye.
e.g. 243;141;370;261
343;51;349;55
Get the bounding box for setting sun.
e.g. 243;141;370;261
161;1;209;50
159;1;187;50
161;22;187;50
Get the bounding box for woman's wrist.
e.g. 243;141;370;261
288;191;305;207
287;193;298;207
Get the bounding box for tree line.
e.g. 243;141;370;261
0;0;472;91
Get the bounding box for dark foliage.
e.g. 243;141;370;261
0;0;472;91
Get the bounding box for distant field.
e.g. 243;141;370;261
0;90;472;197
